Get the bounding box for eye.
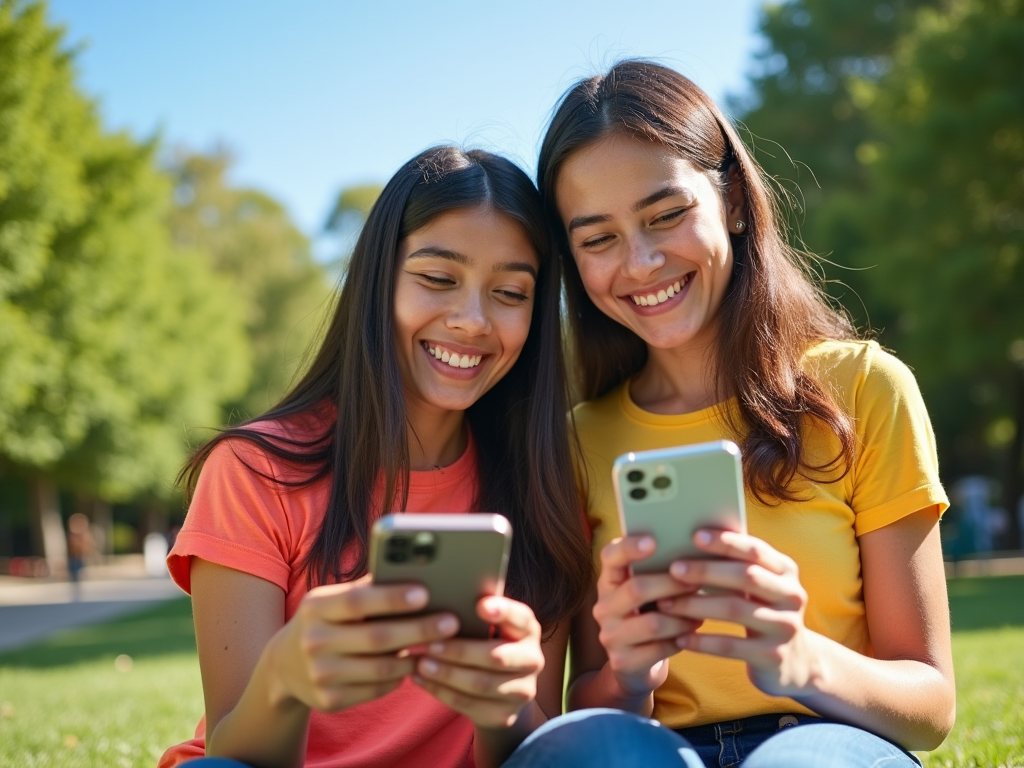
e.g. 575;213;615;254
652;207;688;226
416;273;455;287
495;288;530;304
579;233;615;250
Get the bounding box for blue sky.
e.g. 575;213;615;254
48;0;766;242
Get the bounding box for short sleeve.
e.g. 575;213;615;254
167;440;295;594
850;346;950;536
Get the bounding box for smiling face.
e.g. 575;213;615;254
555;133;744;354
392;204;539;417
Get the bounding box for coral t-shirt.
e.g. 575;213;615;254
159;411;480;768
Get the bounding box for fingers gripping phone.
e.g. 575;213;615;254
369;513;512;639
612;440;747;576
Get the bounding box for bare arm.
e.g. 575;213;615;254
191;559;458;768
662;507;955;751
566;537;699;717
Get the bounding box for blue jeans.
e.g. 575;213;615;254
182;760;252;767
501;709;923;768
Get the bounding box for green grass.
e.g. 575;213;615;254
0;599;203;768
1;575;1022;767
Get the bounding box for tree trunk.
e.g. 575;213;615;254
29;477;67;576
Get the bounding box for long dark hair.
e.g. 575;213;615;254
538;61;858;503
181;146;591;626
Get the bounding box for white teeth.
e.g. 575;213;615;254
631;279;687;307
426;343;483;369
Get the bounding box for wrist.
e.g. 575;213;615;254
262;625;306;713
608;664;660;709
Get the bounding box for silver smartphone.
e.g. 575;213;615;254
368;513;512;639
612;440;747;575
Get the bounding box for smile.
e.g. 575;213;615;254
628;274;692;306
423;342;484;369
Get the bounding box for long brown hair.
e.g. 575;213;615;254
538;61;857;502
181;146;591;625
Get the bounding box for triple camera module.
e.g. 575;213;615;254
625;467;674;501
384;531;438;564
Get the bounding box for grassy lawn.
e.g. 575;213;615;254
1;575;1022;767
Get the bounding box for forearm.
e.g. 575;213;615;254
567;664;656;717
206;637;312;768
796;631;955;751
472;699;550;768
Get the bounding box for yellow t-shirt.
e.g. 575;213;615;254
574;339;949;728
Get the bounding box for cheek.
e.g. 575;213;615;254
496;305;534;359
574;255;617;300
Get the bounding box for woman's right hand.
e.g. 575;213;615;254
266;575;460;712
592;536;701;697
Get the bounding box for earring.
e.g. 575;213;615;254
734;220;746;233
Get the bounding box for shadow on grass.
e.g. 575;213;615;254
0;597;196;669
948;574;1024;632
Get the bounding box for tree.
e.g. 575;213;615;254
0;0;250;565
736;0;933;329
167;150;332;420
323;183;382;276
843;0;1024;545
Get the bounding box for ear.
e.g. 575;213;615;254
724;162;749;233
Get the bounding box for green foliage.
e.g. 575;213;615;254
845;0;1024;377
0;0;251;500
741;0;1024;528
167;150;332;420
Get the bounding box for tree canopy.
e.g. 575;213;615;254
0;0;249;502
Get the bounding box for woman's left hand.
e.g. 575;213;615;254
657;529;822;698
413;595;545;729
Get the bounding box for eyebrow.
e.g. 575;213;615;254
407;247;468;264
567;185;692;233
493;261;537;280
407;248;537;279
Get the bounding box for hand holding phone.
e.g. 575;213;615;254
369;513;512;639
613;440;747;575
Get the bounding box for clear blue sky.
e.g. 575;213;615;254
48;0;766;243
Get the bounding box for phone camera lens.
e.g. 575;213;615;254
385;535;410;564
629;487;647;500
411;532;436;562
626;470;645;483
652;475;671;489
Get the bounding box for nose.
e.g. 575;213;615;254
445;289;492;336
621;233;665;280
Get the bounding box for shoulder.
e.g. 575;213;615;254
572;384;628;438
200;403;335;486
802;339;920;409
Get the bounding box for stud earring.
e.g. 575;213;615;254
734;220;746;233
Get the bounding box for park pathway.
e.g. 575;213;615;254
0;564;183;654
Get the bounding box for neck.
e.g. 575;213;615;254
405;402;468;471
630;328;722;415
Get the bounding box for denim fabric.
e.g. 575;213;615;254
502;708;703;767
676;713;923;768
182;759;254;767
501;709;923;768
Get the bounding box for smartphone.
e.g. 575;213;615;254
612;440;747;575
368;513;512;639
